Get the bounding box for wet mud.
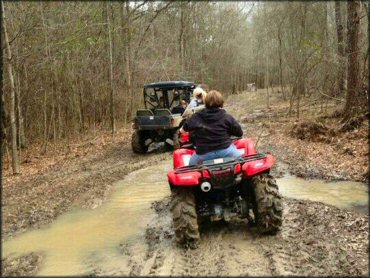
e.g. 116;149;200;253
87;193;369;276
2;160;368;276
138;196;368;276
2;91;369;276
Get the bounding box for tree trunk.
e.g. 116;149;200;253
120;5;128;125
57;90;61;139
321;2;330;102
2;87;11;170
277;25;285;100
15;70;26;148
335;2;346;98
265;53;270;109
2;1;20;174
343;1;361;120
179;4;185;76
79;82;84;133
295;3;307;118
42;89;48;154
41;5;51;154
296;78;304;119
12;25;27;150
263;6;270;109
23;63;30;140
106;2;116;134
124;1;133;123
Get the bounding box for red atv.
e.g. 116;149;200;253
167;132;283;246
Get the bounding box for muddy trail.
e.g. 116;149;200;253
3;160;368;276
2;91;369;276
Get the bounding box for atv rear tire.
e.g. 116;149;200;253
251;174;283;234
170;188;200;247
131;130;148;154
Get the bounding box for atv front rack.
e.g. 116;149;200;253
175;153;267;174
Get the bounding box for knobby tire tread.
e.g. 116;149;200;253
251;174;283;234
170;188;200;246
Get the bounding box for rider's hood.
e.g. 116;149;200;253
198;107;226;123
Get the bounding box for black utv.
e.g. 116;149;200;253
131;81;196;153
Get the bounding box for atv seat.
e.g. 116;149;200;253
173;138;257;169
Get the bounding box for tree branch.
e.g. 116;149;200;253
133;1;173;60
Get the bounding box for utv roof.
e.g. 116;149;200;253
144;81;196;89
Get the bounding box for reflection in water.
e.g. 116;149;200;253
277;175;368;214
3;162;172;276
3;164;368;275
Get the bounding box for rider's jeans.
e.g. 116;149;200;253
189;144;242;166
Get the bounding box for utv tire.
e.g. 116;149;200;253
131;130;148;154
170;188;200;247
173;129;180;149
251;174;283;234
165;130;180;151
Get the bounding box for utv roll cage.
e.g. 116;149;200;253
143;81;196;110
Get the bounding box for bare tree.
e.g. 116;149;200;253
343;1;361;120
106;2;116;134
335;2;346;98
179;3;186;76
40;5;50;154
2;1;20;174
124;1;133;123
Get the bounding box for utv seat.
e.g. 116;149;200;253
153;109;172;116
136;109;154;116
171;106;185;115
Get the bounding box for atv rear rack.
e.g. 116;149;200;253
175;153;267;174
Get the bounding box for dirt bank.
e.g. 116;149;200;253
227;90;368;183
2;89;368;276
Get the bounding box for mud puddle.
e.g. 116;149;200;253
277;175;368;214
2;162;172;276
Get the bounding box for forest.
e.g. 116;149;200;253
2;1;368;174
1;2;369;276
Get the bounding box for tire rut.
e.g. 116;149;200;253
138;195;368;276
141;197;274;276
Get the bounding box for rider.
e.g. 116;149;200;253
182;87;207;119
188;87;206;108
171;100;187;115
180;90;243;166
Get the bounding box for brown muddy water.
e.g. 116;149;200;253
2;161;368;275
2;163;172;276
278;175;368;214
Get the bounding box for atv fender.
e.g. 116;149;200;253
173;148;195;168
168;170;201;186
242;154;275;177
233;138;257;156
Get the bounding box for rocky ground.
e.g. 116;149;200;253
2;89;368;276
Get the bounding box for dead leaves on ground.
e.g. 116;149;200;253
2;127;133;188
272;114;368;182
